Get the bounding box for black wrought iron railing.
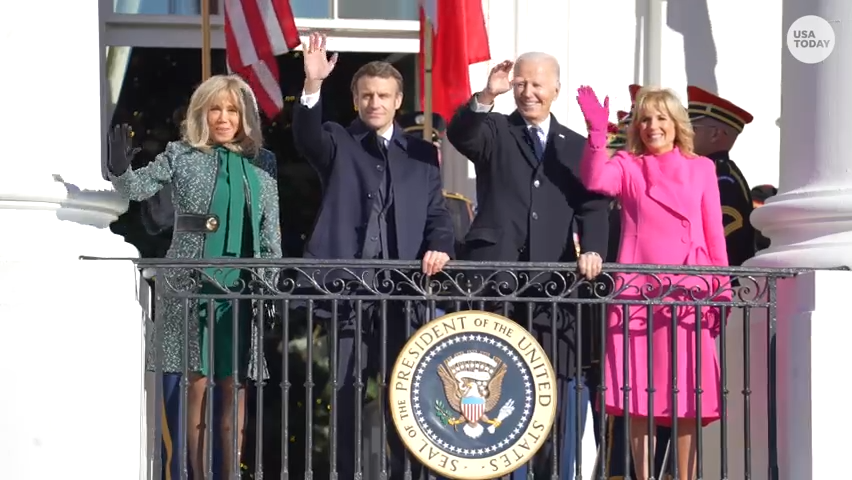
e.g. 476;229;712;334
130;259;797;480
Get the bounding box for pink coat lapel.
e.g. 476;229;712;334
641;149;689;219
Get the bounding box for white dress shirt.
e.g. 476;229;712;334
471;93;552;137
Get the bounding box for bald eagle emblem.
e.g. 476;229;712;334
435;351;516;439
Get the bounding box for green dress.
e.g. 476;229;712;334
109;140;282;379
197;147;263;378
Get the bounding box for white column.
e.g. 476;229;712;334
748;0;852;269
744;2;852;480
771;270;852;480
0;1;144;480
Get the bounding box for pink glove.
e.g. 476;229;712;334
577;86;610;147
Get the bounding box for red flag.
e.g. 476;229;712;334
225;0;301;119
419;0;490;121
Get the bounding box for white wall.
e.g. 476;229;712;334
465;0;781;191
0;2;143;480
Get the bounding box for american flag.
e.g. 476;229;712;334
225;0;301;119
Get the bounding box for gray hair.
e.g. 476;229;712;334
514;52;561;81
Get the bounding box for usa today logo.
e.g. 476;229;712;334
787;15;835;64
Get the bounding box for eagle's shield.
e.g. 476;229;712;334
461;396;485;422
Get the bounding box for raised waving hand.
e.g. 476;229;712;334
576;86;610;133
477;60;514;105
303;32;339;82
106;124;141;175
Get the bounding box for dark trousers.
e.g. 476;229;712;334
509;373;592;479
332;299;427;479
595;414;637;479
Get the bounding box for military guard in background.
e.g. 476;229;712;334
398;111;475;254
688;86;757;266
751;184;778;250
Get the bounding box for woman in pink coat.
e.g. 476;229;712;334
576;85;729;480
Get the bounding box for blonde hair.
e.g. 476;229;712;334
183;74;263;157
626;87;695;157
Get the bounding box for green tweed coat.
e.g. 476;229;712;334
110;141;282;377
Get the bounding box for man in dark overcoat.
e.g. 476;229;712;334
292;32;455;479
446;52;610;479
397;110;476;256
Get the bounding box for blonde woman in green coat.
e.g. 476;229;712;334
107;75;282;476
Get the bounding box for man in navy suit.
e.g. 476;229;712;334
292;32;454;479
447;53;610;479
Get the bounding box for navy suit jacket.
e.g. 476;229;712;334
447;103;610;262
292;97;455;263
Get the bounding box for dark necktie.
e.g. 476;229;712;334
525;127;542;161
377;137;388;158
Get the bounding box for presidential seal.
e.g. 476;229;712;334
389;311;558;480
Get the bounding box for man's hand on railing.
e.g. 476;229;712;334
577;252;603;280
421;250;450;276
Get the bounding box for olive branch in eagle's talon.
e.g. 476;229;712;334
434;400;457;427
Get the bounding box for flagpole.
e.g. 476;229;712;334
422;19;434;142
201;0;212;80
